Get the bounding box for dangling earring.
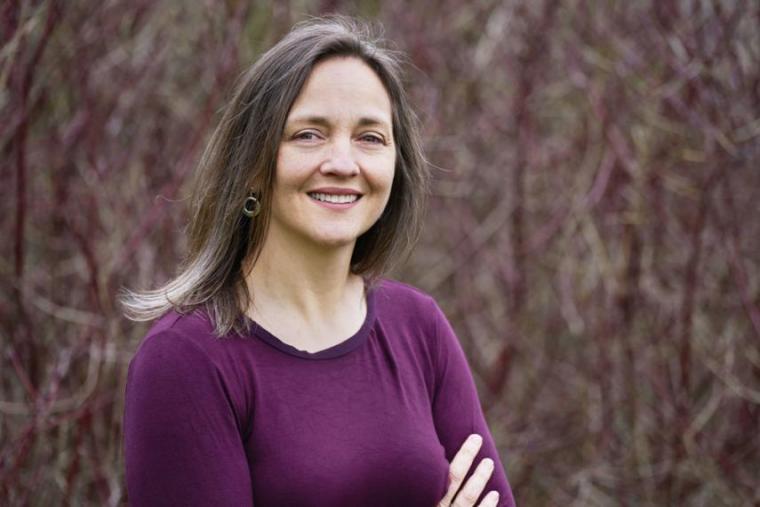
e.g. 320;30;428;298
242;191;261;218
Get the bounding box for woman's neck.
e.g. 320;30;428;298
243;230;363;325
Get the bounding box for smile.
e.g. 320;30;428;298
307;192;361;204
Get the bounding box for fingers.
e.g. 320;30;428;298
440;433;497;507
478;490;501;507
451;457;495;507
438;434;482;506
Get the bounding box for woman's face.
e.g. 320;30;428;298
268;56;396;253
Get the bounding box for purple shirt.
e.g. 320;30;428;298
124;279;516;506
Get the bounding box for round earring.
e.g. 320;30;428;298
242;192;261;218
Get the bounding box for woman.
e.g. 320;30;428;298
121;15;516;507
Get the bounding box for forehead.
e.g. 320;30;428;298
286;57;392;124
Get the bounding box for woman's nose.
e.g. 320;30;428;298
320;138;359;176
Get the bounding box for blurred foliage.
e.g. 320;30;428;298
1;0;759;505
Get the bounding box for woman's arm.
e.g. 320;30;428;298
429;299;517;507
123;330;253;506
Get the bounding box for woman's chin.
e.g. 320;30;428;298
305;233;359;251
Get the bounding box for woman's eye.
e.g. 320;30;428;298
360;133;385;144
294;131;320;141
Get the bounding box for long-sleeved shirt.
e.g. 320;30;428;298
124;279;516;506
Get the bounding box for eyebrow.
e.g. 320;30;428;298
286;114;391;131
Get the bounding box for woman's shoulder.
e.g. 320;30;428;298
144;306;214;340
373;278;436;304
129;308;220;369
371;278;445;326
124;308;250;434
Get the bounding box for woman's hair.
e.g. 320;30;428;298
119;15;429;337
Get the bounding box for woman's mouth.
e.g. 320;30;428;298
307;192;361;204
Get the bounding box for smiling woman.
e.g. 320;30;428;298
265;57;396;253
119;15;515;507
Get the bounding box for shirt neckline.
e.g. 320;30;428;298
244;284;377;360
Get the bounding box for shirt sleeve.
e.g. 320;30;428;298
429;299;517;507
123;329;253;506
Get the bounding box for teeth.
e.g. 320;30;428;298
309;192;359;204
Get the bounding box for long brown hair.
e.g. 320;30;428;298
119;15;429;337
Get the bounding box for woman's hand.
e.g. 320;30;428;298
437;434;500;507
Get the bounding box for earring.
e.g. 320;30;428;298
242;191;261;218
